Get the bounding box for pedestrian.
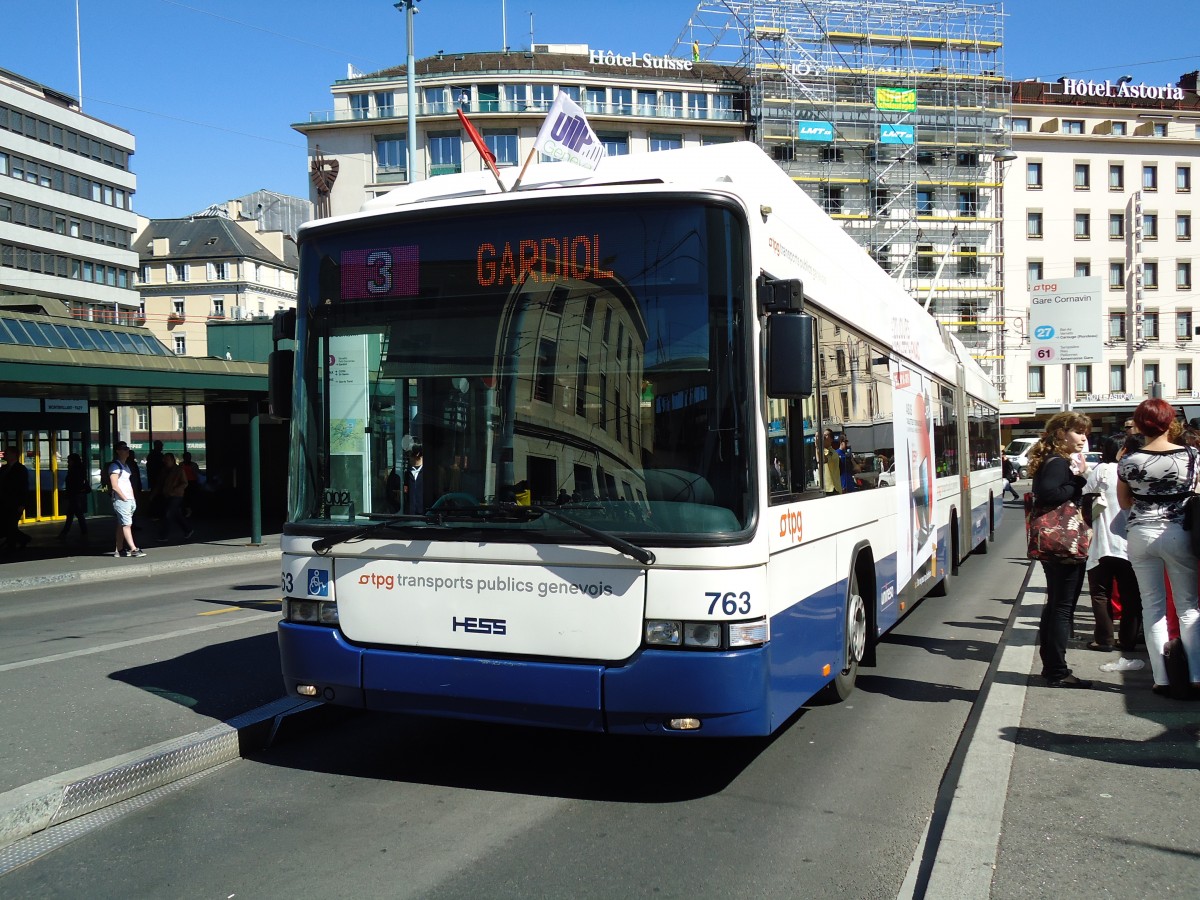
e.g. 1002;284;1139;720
58;452;90;543
403;445;425;514
1001;453;1020;500
1082;434;1141;653
839;438;857;492
0;445;31;550
145;440;164;492
155;453;192;541
1117;398;1200;697
1028;410;1093;688
179;451;200;517
107;441;145;558
822;430;842;495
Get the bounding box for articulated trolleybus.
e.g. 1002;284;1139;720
273;142;1002;737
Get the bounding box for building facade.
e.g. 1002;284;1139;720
292;45;749;219
1002;73;1200;435
0;68;139;323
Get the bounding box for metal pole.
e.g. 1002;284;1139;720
405;2;419;183
248;398;262;545
1062;363;1072;412
75;0;83;110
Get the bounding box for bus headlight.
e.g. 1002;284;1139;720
728;617;768;648
284;598;339;626
645;619;682;646
643;616;768;650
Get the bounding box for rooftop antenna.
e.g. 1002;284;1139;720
528;10;534;49
501;0;508;52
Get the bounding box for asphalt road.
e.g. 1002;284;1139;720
2;521;1032;898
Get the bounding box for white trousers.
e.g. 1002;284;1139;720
1127;521;1200;685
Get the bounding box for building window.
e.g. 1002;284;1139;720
958;246;979;276
1143;362;1160;393
1144;213;1158;240
598;132;629;156
918;244;937;276
171;263;188;282
1012;117;1031;133
917;189;934;214
649;133;682;152
821;186;844;214
1179;262;1193;290
1109;261;1125;289
1026;161;1042;188
1153;122;1168;137
172;298;185;317
174;334;186;355
611;88;632;114
1144;261;1158;288
1075;365;1092;395
1179;361;1193;393
1177;310;1193;340
1144;311;1159;341
956;189;978;217
1178;214;1192;240
1110;363;1126;392
1074;212;1090;239
584;86;606;114
1027;211;1043;238
1109;212;1125;239
1109;311;1126;341
1109;164;1124;190
1074;163;1090;189
1178;165;1192;192
1063;119;1084;134
1111;121;1127;136
428;132;462;175
483;131;519;167
350;93;370;120
1028;365;1045;397
1027;260;1044;283
374;134;407;177
374;92;394;117
503;83;528;112
210;296;225;318
1074;260;1091;278
1143;164;1158;190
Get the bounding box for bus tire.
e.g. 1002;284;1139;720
950;513;961;576
827;567;868;701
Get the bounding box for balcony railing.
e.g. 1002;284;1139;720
305;99;742;126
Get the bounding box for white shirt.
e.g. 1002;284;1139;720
107;459;133;502
1083;461;1126;568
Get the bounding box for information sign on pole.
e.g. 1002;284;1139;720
1028;276;1103;365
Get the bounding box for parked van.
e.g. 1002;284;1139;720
1005;436;1039;479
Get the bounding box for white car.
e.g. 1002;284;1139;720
877;462;896;487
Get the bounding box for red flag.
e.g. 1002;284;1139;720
457;108;501;182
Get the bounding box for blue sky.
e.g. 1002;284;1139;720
2;0;1196;219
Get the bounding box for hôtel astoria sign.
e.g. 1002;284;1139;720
1061;78;1189;101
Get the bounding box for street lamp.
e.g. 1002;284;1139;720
395;1;422;182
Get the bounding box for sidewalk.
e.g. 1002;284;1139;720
917;554;1200;898
0;513;281;593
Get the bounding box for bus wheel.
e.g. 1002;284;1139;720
830;571;868;701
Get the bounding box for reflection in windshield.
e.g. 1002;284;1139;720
292;200;750;538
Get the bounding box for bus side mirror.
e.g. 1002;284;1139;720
268;349;294;419
273;308;296;342
766;313;813;399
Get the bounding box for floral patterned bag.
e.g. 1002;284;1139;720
1026;500;1091;561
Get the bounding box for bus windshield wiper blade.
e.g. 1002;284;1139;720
527;503;655;566
311;513;442;554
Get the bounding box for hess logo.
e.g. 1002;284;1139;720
453;616;507;635
778;509;803;543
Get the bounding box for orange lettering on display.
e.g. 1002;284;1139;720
476;235;613;287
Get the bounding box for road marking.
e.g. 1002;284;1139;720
0;611;279;673
198;599;281;616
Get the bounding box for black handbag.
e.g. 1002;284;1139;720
1178;450;1200;556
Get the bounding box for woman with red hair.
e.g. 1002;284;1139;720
1117;398;1200;697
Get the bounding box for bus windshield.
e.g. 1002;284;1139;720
290;197;751;538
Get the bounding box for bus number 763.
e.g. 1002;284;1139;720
707;592;752;615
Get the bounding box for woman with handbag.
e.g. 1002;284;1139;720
1117;398;1200;698
1029;411;1093;688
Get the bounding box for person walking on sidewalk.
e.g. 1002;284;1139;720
107;442;145;558
1082;434;1142;653
156;453;192;542
58;452;90;543
1117;398;1200;697
1002;453;1021;500
1029;411;1093;688
0;445;31;551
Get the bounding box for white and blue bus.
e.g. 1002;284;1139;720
273;142;1002;737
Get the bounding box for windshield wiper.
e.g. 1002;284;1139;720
311;513;443;554
433;503;655;566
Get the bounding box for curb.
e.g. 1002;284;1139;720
0;546;280;595
0;696;345;861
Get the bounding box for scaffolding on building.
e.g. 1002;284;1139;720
675;0;1012;394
